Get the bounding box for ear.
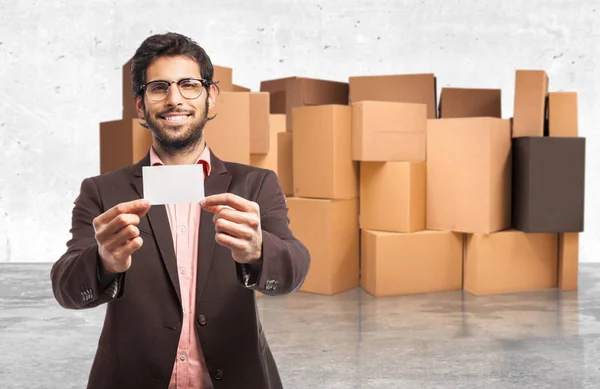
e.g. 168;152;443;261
207;84;218;111
134;96;145;119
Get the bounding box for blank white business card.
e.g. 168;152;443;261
142;164;205;205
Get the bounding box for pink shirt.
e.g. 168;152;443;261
150;144;214;389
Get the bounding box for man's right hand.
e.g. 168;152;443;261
92;199;152;275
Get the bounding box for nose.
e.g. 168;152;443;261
165;82;184;107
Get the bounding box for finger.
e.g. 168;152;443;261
213;207;259;228
201;193;255;213
113;236;144;261
93;199;150;229
96;213;141;242
215;217;254;240
215;232;247;252
103;224;140;253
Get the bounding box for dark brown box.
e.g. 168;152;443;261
260;77;349;131
512;137;585;232
349;74;437;119
438;88;501;118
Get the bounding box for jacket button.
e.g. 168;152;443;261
197;314;207;326
213;368;223;380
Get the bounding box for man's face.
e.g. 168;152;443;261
135;55;216;155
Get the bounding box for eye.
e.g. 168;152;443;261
180;80;201;89
148;82;169;92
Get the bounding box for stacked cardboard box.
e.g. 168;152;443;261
259;77;361;295
101;57;585;298
349;75;463;297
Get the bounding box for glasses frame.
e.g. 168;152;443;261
141;78;210;102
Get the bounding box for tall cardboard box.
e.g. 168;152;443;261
548;92;578;137
559;232;579;291
204;92;250;165
352;101;427;162
249;92;271;154
250;114;285;173
277;132;293;196
512;70;549;137
464;230;558;295
292;105;358;199
287;197;359;295
260;77;349;131
426;117;512;234
511;137;585;232
99;119;153;174
361;230;463;297
360;162;425;233
349;73;437;119
438;88;501;118
122;58;234;119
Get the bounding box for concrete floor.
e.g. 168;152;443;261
1;264;600;389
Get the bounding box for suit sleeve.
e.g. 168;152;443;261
50;177;126;309
235;171;310;295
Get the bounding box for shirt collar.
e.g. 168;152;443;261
149;142;211;177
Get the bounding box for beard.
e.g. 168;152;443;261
144;98;209;157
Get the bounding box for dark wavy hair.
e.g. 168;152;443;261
130;32;220;102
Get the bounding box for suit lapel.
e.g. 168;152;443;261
197;150;231;299
132;154;182;305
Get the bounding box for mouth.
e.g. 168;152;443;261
159;113;192;124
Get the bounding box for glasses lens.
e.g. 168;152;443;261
178;79;204;99
146;82;169;101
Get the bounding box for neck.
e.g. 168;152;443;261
152;137;206;165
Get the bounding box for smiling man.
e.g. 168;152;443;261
50;32;310;389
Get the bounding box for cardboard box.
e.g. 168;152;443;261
260;77;349;131
464;230;558;295
511;137;585;232
287;197;359;295
250;114;285;173
204;92;250;165
233;84;251;92
426;117;512;234
352;101;427;162
99;119;153;175
349;73;437;119
277;132;293;196
438;88;501;118
559;232;579;291
512;70;549;137
361;230;463;297
549;92;578;137
121;58;234;119
249;92;270;154
122;59;136;120
213;65;233;92
360;162;425;232
292;105;358;199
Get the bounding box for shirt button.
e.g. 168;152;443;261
179;225;186;233
180;354;186;361
197;314;207;326
180;267;186;274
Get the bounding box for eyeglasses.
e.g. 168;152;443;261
142;78;208;102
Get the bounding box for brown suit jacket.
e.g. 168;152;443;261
50;149;310;389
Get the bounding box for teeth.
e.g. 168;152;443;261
163;115;187;121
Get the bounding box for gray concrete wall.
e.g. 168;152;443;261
1;0;598;263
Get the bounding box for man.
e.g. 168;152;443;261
50;32;310;389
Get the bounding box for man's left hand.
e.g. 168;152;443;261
200;193;262;264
